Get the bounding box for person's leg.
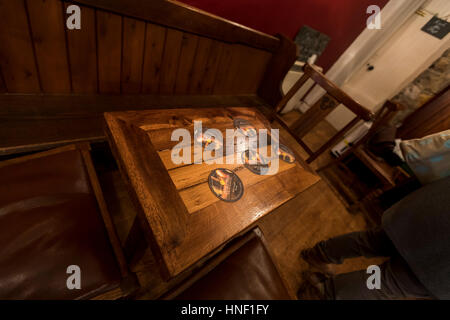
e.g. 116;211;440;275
304;226;396;265
323;255;433;300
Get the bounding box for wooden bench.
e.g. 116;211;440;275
0;0;297;156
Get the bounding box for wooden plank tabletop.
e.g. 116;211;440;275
104;107;320;277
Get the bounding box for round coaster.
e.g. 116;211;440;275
242;149;269;175
208;168;244;202
278;143;296;163
233;118;257;137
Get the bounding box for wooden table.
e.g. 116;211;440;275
104;107;320;278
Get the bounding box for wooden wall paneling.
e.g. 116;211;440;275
174;33;199;94
230;45;253;94
188;37;213;94
64;2;97;93
26;0;71;93
213;43;239;94
121;17;146;93
0;0;40;93
96;11;122;93
231;46;272;94
0;68;6;93
241;48;272;93
159;29;183;94
73;0;279;52
198;40;224;94
258;35;298;107
142;23;166;94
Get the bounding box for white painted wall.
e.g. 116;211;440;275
327;0;450;129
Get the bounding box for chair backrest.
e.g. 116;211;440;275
274;63;374;164
0;143;136;299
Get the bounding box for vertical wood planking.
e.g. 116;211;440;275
0;0;40;92
96;11;122;93
213;43;240;94
65;3;97;93
188;37;212;94
121;17;146;93
199;40;224;94
174;33;199;94
159;29;183;94
142;23;166;94
247;49;272;92
0;68;6;92
27;0;71;93
232;46;272;93
0;2;274;96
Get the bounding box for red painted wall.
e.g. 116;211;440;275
180;0;389;71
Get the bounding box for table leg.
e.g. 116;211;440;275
124;215;148;270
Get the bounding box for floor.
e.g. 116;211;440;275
97;110;385;299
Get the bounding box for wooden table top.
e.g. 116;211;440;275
104;107;320;278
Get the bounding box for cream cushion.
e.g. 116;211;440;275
400;130;450;184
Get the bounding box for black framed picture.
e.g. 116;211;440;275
421;16;450;40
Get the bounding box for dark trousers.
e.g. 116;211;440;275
311;228;433;300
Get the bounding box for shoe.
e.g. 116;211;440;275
301;248;335;275
296;278;326;300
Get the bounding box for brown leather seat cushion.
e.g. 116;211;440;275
0;149;122;299
175;235;291;300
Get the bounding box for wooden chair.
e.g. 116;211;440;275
320;100;402;176
319;100;406;220
0;144;138;299
272;63;374;164
349;100;404;187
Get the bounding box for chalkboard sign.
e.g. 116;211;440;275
421;16;450;40
294;26;330;63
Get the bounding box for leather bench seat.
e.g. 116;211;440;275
0;148;122;299
175;234;291;300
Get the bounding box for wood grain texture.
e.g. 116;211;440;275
65;3;97;93
105;119;375;300
178;161;296;213
96;10;122;93
398;86;450;139
291;94;339;139
174;33;199;94
0;69;6;93
213;43;237;94
274;63;375;164
104;107;320;277
232;45;271;93
198;40;223;94
142;23;166;94
121;17;146;93
0;0;277;97
104;114;189;277
0;0;40;92
188;37;213;94
26;0;71;93
159;29;183;94
80;146;130;278
304;64;374;121
73;0;279;52
258;34;297;107
0;92;265;154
